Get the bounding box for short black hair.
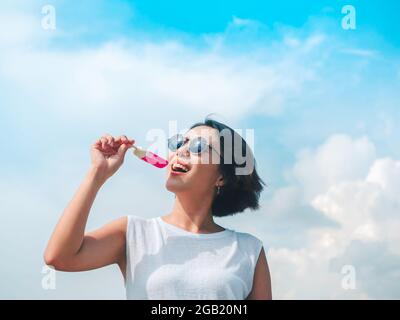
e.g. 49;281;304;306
190;116;266;217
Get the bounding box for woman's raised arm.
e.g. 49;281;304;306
43;134;134;275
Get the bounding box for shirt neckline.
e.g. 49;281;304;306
156;216;231;239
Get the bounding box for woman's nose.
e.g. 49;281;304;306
176;144;190;158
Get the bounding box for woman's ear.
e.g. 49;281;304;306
216;175;224;187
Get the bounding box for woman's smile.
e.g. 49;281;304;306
169;158;192;176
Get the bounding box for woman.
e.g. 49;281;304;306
44;117;272;300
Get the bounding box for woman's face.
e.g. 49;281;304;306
165;126;223;196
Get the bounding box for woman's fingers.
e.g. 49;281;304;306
100;137;108;150
115;135;135;146
96;134;134;155
103;134;116;150
115;135;127;143
104;134;114;149
114;135;123;144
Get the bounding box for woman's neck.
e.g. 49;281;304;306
164;192;224;233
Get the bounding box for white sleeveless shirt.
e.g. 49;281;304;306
125;215;264;300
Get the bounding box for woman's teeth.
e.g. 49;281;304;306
172;163;189;172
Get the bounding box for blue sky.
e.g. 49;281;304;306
1;0;400;299
48;0;400;44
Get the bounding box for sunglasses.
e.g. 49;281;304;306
167;134;220;157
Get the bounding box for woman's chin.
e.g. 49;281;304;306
165;178;186;193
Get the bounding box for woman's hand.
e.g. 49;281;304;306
90;134;134;181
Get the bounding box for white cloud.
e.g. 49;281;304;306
260;134;377;232
0;8;337;135
231;16;255;27
1;38;316;122
340;48;378;58
260;134;400;299
268;247;369;299
366;158;400;196
329;240;400;299
290;134;376;201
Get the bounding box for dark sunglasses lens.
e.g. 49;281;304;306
190;137;207;154
168;134;184;151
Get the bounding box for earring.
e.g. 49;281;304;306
217;185;220;195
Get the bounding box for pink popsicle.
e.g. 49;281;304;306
132;146;169;168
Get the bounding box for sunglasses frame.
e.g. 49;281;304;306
167;134;221;157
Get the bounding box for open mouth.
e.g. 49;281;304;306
171;162;190;173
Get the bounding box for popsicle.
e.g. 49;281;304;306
132;145;169;168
